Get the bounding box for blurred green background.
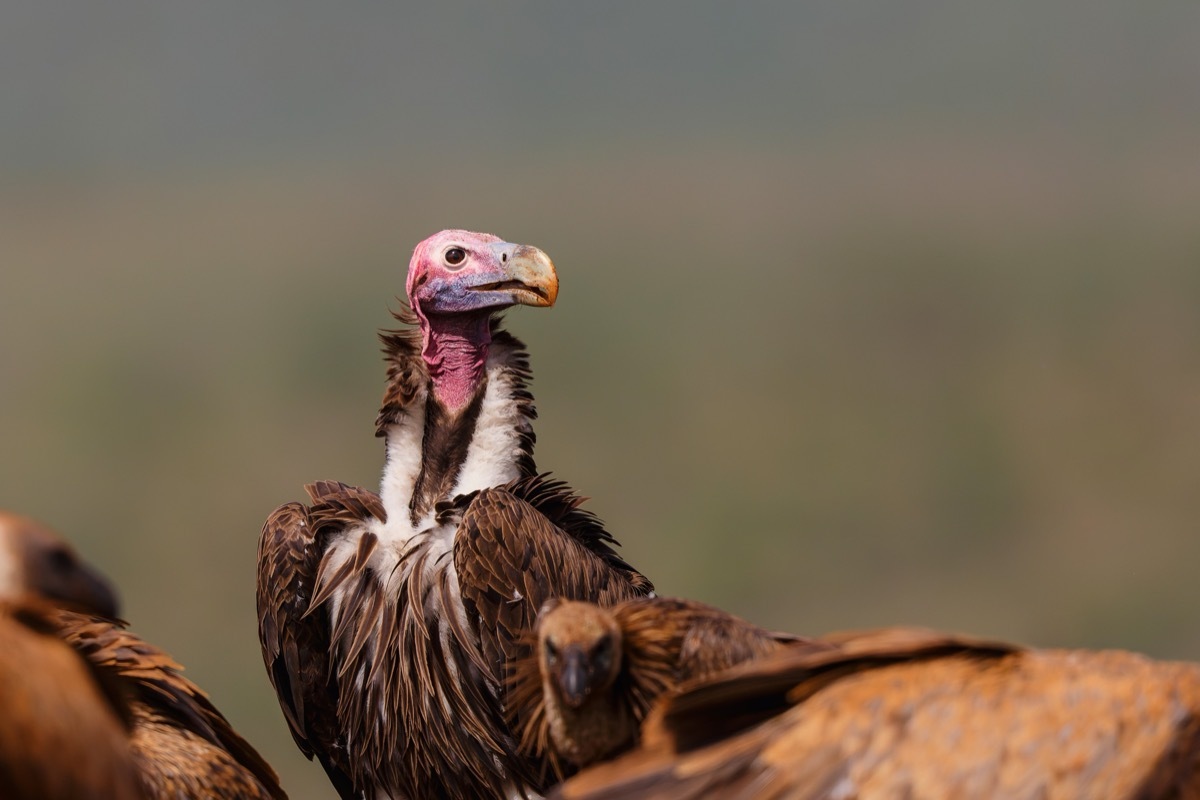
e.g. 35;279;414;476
3;3;1200;798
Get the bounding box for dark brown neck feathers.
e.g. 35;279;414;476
408;383;488;524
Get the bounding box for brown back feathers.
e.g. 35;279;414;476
554;627;1200;800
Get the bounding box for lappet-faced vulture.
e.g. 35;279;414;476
551;625;1200;800
257;230;653;800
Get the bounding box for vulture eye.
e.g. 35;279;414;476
544;639;560;665
590;635;615;671
443;247;467;268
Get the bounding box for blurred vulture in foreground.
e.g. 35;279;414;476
0;510;142;799
53;610;288;799
0;511;287;800
510;597;806;774
258;230;653;800
549;623;1200;800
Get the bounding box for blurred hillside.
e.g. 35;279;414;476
3;3;1200;799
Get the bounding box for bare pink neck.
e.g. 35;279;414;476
422;313;491;412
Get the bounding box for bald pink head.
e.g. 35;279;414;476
406;229;558;320
406;230;558;411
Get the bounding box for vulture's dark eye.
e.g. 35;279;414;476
444;247;467;267
544;639;559;665
590;635;615;671
592;634;613;658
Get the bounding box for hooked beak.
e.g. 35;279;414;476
36;558;120;619
556;645;591;709
470;242;559;308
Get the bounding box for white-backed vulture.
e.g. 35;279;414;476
510;597;806;775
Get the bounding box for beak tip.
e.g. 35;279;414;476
507;245;558;308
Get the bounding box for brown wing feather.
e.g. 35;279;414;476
651;626;1017;754
454;477;654;683
53;608;288;800
257;499;355;798
451;477;653;790
503;474;652;593
0;604;145;800
611;597;803;685
554;631;1200;800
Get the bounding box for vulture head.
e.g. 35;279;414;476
537;599;623;709
407;229;558;317
406;229;558;410
0;511;120;618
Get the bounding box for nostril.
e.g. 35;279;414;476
501;252;508;263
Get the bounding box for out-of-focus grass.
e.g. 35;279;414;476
3;138;1199;798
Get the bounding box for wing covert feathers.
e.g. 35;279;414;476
554;630;1200;800
257;494;365;799
454;476;654;685
55;608;288;800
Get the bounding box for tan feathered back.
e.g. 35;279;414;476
554;628;1200;800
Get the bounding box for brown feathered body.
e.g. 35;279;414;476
55;609;287;800
0;604;146;800
511;597;803;773
555;627;1200;800
258;313;652;800
0;511;143;799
